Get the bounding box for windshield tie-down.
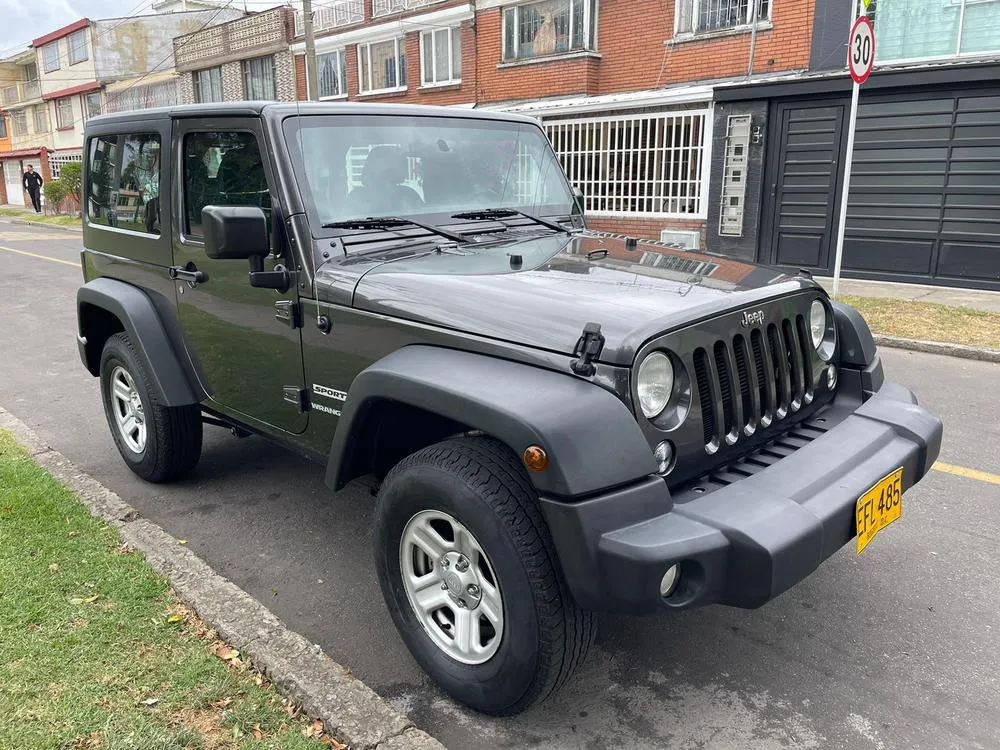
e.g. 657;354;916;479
323;216;470;244
451;208;571;234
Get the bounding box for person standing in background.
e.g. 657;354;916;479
22;165;43;213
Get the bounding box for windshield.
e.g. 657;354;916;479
283;115;574;228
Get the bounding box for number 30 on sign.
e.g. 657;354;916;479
849;15;875;85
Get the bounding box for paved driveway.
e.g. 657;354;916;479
2;222;998;749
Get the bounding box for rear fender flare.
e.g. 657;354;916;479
77;277;200;407
325;346;657;497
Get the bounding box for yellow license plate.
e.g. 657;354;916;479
855;467;903;554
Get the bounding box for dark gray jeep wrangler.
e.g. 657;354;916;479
77;102;942;715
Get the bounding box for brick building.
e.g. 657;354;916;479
174;7;298;105
289;0;814;245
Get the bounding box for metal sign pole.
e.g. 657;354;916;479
832;79;859;300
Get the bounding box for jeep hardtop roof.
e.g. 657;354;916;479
85;101;539;129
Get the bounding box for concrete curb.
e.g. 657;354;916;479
0;406;447;750
0;217;82;234
875;334;1000;364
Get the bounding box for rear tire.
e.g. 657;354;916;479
99;332;202;483
374;436;594;715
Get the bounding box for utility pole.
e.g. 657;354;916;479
303;0;319;101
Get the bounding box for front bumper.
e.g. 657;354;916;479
540;380;943;614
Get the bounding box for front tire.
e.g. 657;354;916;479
374;437;594;715
99;332;202;483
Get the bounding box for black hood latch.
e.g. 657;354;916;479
571;323;605;377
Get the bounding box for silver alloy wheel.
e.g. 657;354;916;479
399;510;504;665
110;365;147;454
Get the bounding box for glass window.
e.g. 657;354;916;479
284;115;574;226
0;115;7;139
193;67;224;103
317;49;348;98
421;27;462;85
12;110;27;136
870;0;1000;60
42;43;60;72
183;131;272;238
358;38;406;93
674;0;770;35
502;0;597;60
69;29;88;65
55;97;74;129
242;56;276;100
33;104;48;134
84;92;101;119
87;133;161;235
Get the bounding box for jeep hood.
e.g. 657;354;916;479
350;232;819;366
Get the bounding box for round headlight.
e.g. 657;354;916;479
809;300;827;350
637;352;674;419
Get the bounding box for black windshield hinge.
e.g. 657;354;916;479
274;299;301;329
283;386;307;412
571;323;605;377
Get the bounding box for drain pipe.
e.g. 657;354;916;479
746;1;759;79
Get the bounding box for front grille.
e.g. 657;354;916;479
691;316;815;453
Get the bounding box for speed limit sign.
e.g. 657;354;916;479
849;16;875;84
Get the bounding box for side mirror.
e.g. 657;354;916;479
203;205;269;260
202;205;290;292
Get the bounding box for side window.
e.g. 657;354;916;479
183;131;272;239
86;132;161;235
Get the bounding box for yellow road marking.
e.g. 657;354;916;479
0;245;78;267
933;462;1000;486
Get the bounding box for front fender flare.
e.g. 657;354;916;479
77;278;200;407
325;346;657;497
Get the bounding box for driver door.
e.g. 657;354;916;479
171;117;307;434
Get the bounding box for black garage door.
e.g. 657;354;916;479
764;87;1000;289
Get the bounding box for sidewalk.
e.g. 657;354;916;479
817;276;1000;315
0;203;81;230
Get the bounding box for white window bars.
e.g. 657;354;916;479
544;110;711;218
675;0;770;35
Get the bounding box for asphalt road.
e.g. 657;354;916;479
2;221;998;749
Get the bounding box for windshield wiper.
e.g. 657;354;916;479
322;216;469;244
450;208;570;234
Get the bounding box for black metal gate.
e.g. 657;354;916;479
761;86;1000;289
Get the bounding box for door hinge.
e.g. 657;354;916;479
571;322;605;377
282;386;307;412
274;300;301;329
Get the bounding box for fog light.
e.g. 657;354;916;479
654;440;674;476
827;364;838;389
659;564;680;598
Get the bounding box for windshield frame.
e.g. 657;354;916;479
281;112;576;239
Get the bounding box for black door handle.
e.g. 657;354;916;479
169;264;207;285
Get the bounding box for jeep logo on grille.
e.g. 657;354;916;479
740;309;765;328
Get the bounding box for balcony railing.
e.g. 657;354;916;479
294;0;363;36
1;79;40;106
372;0;444;17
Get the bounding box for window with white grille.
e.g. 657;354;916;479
295;0;363;35
503;0;597;61
545;111;710;218
50;151;83;181
718;114;751;237
675;0;770;35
